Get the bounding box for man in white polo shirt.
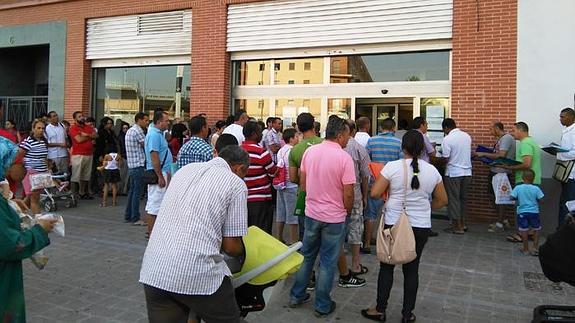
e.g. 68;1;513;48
45;111;69;173
557;107;575;228
440;118;472;234
222;109;249;145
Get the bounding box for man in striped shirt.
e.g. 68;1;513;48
241;121;277;234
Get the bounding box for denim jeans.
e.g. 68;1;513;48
124;166;144;222
558;179;575;228
290;217;346;313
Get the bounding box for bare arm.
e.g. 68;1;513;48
299;170;306;192
74;134;90;143
475;149;507;160
371;176;390;199
431;182;448;209
290;166;300;185
343;184;354;214
361;176;368;207
150;151;166;188
504;155;532;171
222;237;245;257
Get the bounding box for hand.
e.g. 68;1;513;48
37;218;58;233
12;199;29;212
158;176;166;188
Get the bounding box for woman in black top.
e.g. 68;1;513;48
96;117;118;162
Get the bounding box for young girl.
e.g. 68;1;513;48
98;147;122;207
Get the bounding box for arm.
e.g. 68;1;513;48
371;176;389;199
150;151;166;188
262;151;277;177
431;182;448;209
300;170;307;192
343;184;354;214
222;189;248;257
476;150;507;160
361;176;368;207
505;155;532;171
222;237;245;257
289;166;300;184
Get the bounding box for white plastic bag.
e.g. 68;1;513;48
492;173;514;205
37;213;65;237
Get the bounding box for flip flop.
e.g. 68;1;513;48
506;233;523;243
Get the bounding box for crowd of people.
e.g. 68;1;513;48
1;106;574;322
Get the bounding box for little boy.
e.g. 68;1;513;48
510;169;544;256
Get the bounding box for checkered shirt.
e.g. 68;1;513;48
176;137;213;169
263;128;281;163
125;124;146;169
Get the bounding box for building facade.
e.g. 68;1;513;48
1;0;573;225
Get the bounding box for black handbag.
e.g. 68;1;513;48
143;151;168;185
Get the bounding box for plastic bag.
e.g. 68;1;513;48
492;173;514;205
37;213;65;237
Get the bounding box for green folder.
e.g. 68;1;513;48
294;190;306;217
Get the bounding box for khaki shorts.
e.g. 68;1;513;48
346;200;364;245
71;155;93;182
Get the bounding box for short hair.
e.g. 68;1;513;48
153;110;167;124
72;111;82;119
297;113;315;132
37;112;48;119
356;117;370;130
282;128;297;143
266;117;275;125
381;118;396;131
86;117;96;123
234;109;247;122
514;121;529;133
219;145;250;168
48;111;57;118
561;107;575;118
412;117;426;130
215;120;227;130
215;133;238;153
522;169;535;182
442;118;456;130
346;119;356;132
243;120;260;138
314;121;321;133
134;112;147;123
325;115;348;140
493;121;504;131
257;121;265;131
189;115;207;135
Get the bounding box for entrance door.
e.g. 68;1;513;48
374;105;398;134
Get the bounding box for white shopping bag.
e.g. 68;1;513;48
492;173;515;205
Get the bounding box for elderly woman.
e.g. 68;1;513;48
0;136;56;322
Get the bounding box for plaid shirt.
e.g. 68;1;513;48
176;137;213;169
263;128;281;163
125;124;146;169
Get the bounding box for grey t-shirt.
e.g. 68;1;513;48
491;133;516;173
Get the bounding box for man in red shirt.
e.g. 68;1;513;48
241;121;277;234
69;111;98;199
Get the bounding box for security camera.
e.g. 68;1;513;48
381;89;389;94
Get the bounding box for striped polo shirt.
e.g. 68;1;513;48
241;140;277;202
20;136;49;172
366;132;403;163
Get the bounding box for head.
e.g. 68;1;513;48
257;121;266;133
398;119;409;131
38;112;49;122
234;109;249;126
4;119;16;130
100;117;114;131
282;128;299;146
31;119;46;139
380;118;396;133
215;120;227;134
522;168;535;184
215;133;239;156
105;146;118;155
153;110;170;131
560;107;575;127
402;130;425;190
357;117;370;132
512;122;529;140
265;117;275;130
73;111;85;125
171;123;188;143
218;145;250;179
225;115;235;126
491;121;505;137
441;118;457;135
346;119;357;136
86;117;96;127
296;112;315;134
134;112;149;128
0;136;19;182
325;115;350;148
271;117;282;132
412;117;428;133
243;120;262;143
121;122;130;133
314;121;321;137
189;115;208;138
48;111;59;125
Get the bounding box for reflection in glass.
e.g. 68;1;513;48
328;98;351;120
235;99;269;122
235;58;323;86
421;97;449;144
236;61;270;86
330;51;449;83
275;98;321;128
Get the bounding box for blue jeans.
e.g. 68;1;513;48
124;166;144;222
558;179;575;228
290;217;346;313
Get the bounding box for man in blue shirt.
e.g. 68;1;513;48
145;110;172;235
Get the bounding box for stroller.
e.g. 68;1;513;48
40;172;77;212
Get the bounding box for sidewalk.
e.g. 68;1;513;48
22;197;574;322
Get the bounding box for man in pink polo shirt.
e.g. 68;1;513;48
289;115;355;318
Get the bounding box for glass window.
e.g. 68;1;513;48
288;80;295;85
289;62;295;71
234;99;269;122
328;98;351;120
274;63;281;71
275;98;321;128
93;65;190;124
235;58;323;86
330;51;449;83
304;62;311;71
421;97;450;144
236;61;270;86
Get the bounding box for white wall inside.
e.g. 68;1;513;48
517;0;575;177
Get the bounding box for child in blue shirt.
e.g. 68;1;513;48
510;169;544;256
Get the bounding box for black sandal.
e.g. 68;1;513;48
361;309;386;322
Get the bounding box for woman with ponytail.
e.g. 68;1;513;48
361;130;448;323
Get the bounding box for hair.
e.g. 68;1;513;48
31;119;46;130
105;146;118;155
561;107;575;118
356;117;370;130
61;120;70;127
5;119;16;129
215;133;238;153
282;128;297;143
402;130;425;190
243;120;260;138
86;117;96;124
314;121;321;134
72;111;82;119
37;112;48;119
522;169;535;183
134;112;147;123
153;110;167;124
257;121;266;132
266;117;275;126
346;119;356;133
48;111;57;118
514;121;529;133
234;109;247;122
215;120;227;130
412;116;426;130
98;116;113;131
297;113;315;132
171;123;187;145
225;115;235;126
325;115;348;140
189;115;207;135
381;118;396;131
492;121;504;131
121;121;130;130
219;145;250;169
442;118;456;130
398;119;409;130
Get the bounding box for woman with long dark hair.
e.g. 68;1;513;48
169;123;187;162
361;130;448;323
96;117;118;161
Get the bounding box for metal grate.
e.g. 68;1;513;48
523;272;565;296
138;11;184;34
0;96;48;131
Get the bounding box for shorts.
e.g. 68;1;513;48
145;172;168;216
103;169;121;183
71;155;93;182
50;157;69;174
276;187;299;225
346;200;364;245
22;169;38;195
517;212;541;231
364;195;383;220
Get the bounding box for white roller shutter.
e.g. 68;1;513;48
227;0;452;52
86;10;192;60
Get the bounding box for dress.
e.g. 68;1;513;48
0;196;50;323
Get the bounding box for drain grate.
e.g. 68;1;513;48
523;272;565;296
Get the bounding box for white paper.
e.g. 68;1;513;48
426;105;444;118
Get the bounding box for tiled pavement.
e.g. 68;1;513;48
23;197;575;322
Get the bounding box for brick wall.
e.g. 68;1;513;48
452;0;518;222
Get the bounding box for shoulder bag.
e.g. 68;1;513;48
553;160;575;183
143;151;168;185
376;159;417;265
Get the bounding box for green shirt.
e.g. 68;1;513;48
288;136;323;169
515;136;542;184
